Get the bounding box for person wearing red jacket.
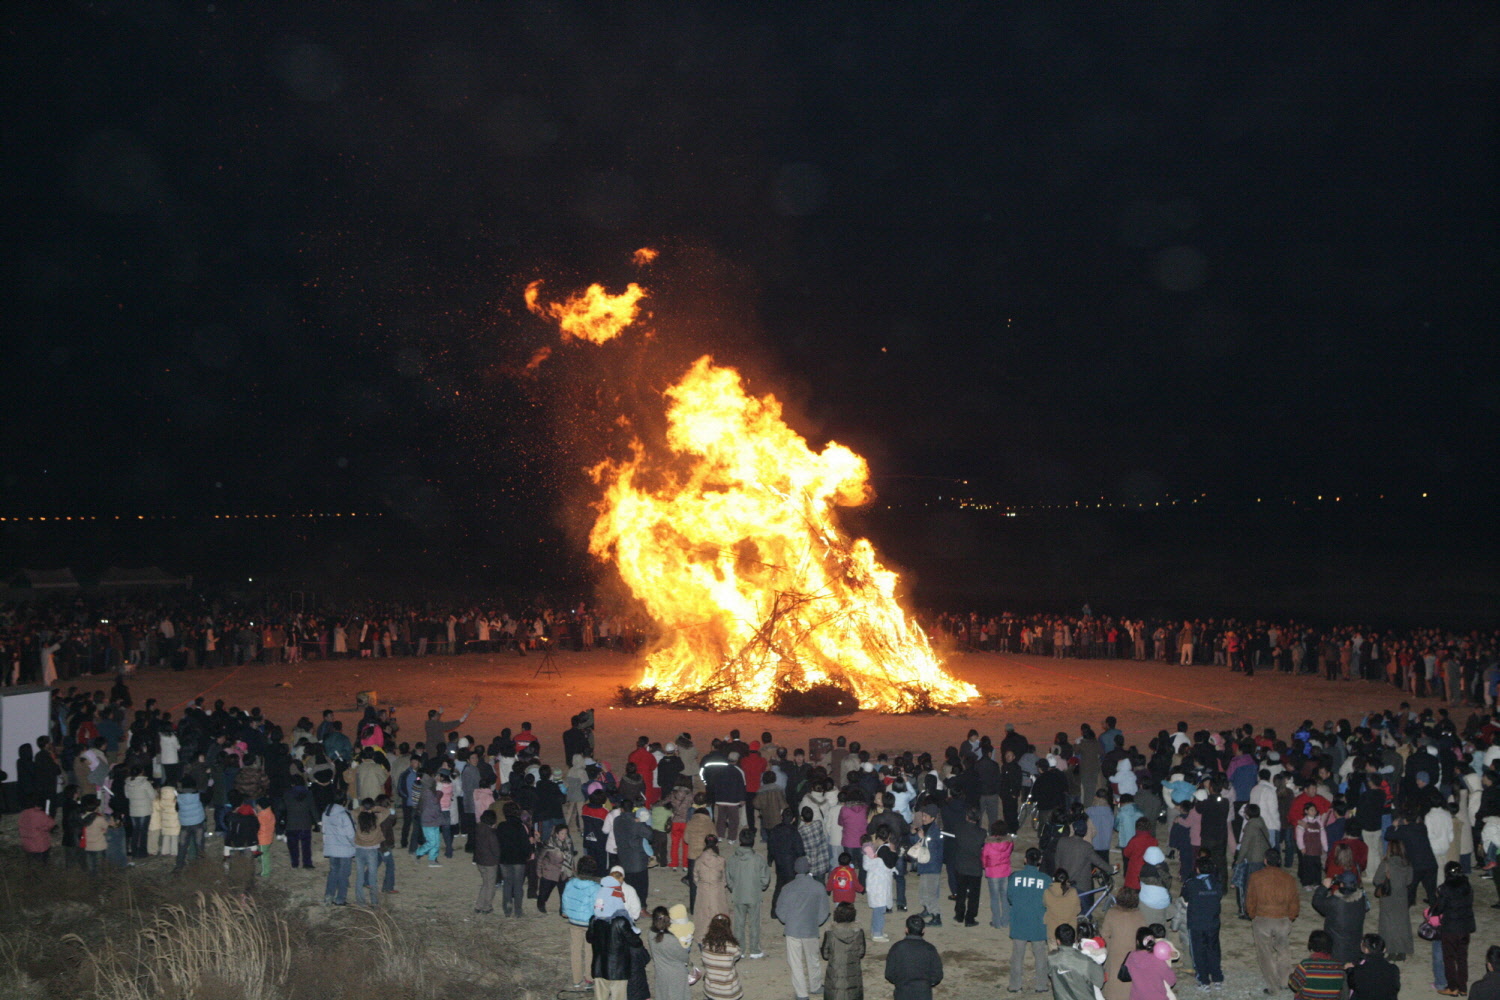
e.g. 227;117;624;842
1121;818;1157;890
19;799;56;862
826;852;864;904
741;742;767;833
628;737;659;806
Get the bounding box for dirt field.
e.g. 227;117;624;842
71;648;1487;1000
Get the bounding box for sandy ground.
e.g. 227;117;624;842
66;648;1490;1000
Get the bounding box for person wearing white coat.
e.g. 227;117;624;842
863;836;898;942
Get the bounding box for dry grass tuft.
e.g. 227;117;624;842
65;892;290;1000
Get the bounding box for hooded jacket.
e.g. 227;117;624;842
820;921;867;1000
153;786;181;836
321;803;357;858
125;776;156;818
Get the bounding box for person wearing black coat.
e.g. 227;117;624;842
1345;933;1401;1000
974;750;1002;829
1312;874;1370;966
589;913;648;988
885;914;944;1000
1031;760;1069;816
1468;945;1500;1000
1432;862;1476;995
1385;811;1439;906
949;810;986;926
767;808;806;911
496;806;534;919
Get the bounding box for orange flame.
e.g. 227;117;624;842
588;356;978;713
524;279;647;344
632;247;659;266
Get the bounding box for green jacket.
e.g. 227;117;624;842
726;844;771;905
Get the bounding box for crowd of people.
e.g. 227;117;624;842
11;672;1500;1000
0;593;654;685
5;594;1498;711
926;611;1500;704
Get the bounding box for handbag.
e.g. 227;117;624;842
909;834;931;866
1373;877;1390;898
1417;907;1441;941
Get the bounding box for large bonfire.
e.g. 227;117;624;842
525;263;977;713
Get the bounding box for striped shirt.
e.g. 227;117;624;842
1289;954;1346;1000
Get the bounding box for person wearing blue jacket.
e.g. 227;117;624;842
1181;858;1226;985
562;855;602;990
1007;847;1053;992
173;776;206;872
913;805;947;927
321;799;356;906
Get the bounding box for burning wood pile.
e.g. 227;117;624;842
525;257;978;714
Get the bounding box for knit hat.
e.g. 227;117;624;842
794;856;811;874
1143;845;1166;865
664;743;677;753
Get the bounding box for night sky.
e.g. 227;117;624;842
4;4;1497;540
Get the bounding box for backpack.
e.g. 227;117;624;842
830;866;857;892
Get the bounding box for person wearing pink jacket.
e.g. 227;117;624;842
983;821;1015;929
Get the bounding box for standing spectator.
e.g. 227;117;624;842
1312;871;1370;966
984;820;1016;929
174;776;206;871
1044;869;1082;950
767;807;806;911
648;905;693;1000
1289;929;1346;1000
1373;839;1414;960
153;784;180;858
885;913;944;1000
321;797;356;906
497;802;534;919
1101;887;1146;1000
1432;861;1475;996
283;776;316;870
1385;808;1438;906
1181;858;1225;987
588;912;646;1000
913;805;946;927
472;811;500;914
821;901;867;1000
562;856;602;991
949;807;986;927
536;823;575;914
351;798;385;906
1246;849;1301;992
775;856;831;1000
415;771;445;867
725;828;771;959
1007;847;1052;992
864;826;899;943
124;767;154;858
254;796;277;878
1050;923;1105;1000
798;805;834;882
1118;926;1176;1000
699;912;745;1000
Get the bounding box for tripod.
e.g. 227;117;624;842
533;640;562;679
